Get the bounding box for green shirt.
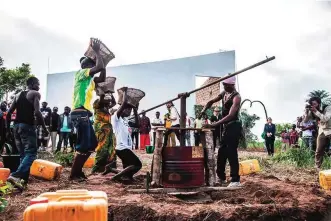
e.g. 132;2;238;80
72;68;95;111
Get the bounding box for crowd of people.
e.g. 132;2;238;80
263;96;331;169
0;38;248;191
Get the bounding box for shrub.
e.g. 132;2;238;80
54;152;74;167
272;148;331;169
0;181;14;213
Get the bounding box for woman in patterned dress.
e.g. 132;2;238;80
92;93;117;173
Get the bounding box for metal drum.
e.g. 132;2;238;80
162;146;204;188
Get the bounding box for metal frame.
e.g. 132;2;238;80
240;99;268;121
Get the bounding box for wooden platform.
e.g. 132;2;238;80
127;186;242;194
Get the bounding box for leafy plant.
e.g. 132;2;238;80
0;181;14;213
193;105;220;119
275;123;293;137
54;152;74;167
240;109;260;142
0;181;14;195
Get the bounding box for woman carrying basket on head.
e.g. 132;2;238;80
92;77;117;174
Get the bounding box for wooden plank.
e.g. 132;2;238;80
127;186;242;194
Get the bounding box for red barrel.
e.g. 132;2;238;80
162;146;204;188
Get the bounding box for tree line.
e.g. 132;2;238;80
0;56;32;101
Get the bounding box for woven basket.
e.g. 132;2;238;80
84;38;115;66
95;77;117;95
117;87;145;108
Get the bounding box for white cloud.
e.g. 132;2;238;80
1;0;331;137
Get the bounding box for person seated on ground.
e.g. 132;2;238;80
110;88;142;182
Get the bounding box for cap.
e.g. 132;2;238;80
223;75;236;85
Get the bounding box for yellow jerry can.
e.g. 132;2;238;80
30;159;63;180
83;157;95;168
23;197;108;221
319;170;331;190
239;159;261;176
38;189;107;202
0;168;10;183
24;190;108;221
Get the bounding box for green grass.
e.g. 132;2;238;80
246;140;282;152
272;147;331;170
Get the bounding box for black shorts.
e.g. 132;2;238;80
116;149;142;169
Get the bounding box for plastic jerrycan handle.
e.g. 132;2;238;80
56;195;93;202
38;166;45;173
56;189;89;194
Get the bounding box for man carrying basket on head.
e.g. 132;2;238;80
110;87;144;182
69;38;114;181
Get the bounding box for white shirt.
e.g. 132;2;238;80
300;121;313;137
186;116;191;128
170;106;180;126
111;114;132;150
195;119;203;129
152;118;163;130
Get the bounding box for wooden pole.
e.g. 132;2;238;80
179;95;187;146
151;128;164;187
130;56;275;118
201;130;216;186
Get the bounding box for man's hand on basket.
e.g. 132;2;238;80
91;38;101;52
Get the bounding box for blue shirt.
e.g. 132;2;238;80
60;116;71;132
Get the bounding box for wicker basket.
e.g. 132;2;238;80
95;77;117;95
84;38;115;66
117;87;145;108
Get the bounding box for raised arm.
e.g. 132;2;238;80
109;94;116;109
94;68;106;84
313;106;331;123
208;95;241;127
201;93;223;114
89;39;105;76
133;107;140;129
116;88;128;119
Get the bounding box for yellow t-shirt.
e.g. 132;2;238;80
72;68;95;111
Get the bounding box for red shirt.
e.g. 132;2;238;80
11;111;16;120
289;130;298;145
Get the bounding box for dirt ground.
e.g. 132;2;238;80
1;150;331;221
